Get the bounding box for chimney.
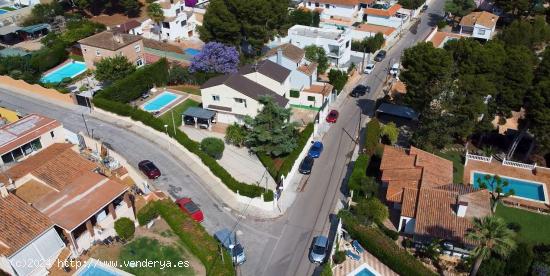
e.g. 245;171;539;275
0;182;8;198
276;47;283;65
114;33;122;43
456;200;468;217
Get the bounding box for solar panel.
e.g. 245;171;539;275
0;130;17;146
8;115;41;135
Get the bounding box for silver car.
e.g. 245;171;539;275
309;236;328;263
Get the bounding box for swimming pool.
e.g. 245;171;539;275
472;172;547;202
349;263;381;276
74;259;132;276
41;61;87;83
142;91;181;112
0;9;7;14
185;48;201;56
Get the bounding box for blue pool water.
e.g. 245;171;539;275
41;61;87;83
0;9;7;14
77;265;119;276
185;48;201;56
355;267;376;276
473;172;546;201
142;92;179;112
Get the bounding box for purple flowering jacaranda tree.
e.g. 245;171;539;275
185;0;198;7
189;42;239;74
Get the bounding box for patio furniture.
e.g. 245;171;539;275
352;240;365;254
345;250;360;261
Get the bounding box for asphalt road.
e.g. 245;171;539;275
0;3;445;275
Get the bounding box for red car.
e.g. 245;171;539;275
138;160;161;179
326;110;339;123
176;198;204;223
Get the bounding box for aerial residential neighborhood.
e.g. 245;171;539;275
0;0;549;275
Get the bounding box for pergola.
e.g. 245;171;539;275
182;107;216;130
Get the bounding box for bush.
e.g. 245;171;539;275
437;20;447;29
348;154;379;198
277;123;314;178
114;217;135;240
339;210;437;276
402;238;414;248
137;200;234;275
364;118;381;155
378;223;399;240
507;222;522;232
263;190;274;202
353;198;389;224
225;123;246;146
328;69;348;93
200;137;225;159
333;251;346;264
320;262;333;276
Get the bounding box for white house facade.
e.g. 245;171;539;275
364;3;407;28
287;25;352;67
266;43;319;91
459;11;499;40
299;0;367;22
143;0;196;41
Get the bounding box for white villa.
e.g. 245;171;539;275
287;25;352;67
142;0;197;41
459;11;499;40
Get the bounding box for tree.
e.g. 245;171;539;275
399;0;426;9
122;0;141;17
23;2;64;26
419;239;443;264
225;123;246;146
498;16;550;50
466;216;516;276
494;0;532;16
352;33;385;53
189;42;239;74
245;96;298;156
114;218;135;240
327;69;348;93
147;3;165;41
94;55;136;83
305;45;329;73
364;118;381;155
198;0;241;46
381;122;399;145
444;0;475;17
312;11;320;27
505;243;534;276
200;137;225;159
354;198;389;225
185;0;198;7
167;65;189;84
477;174;515;213
525;80;550;153
289;9;314;26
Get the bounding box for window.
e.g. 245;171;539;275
176;8;180;15
1;153;14;164
134;44;141;53
308;2;311;6
22;143;33;155
315;2;319;7
50;131;55;138
307;96;316;101
30;139;42;151
136;58;144;67
234;98;247;107
212;95;220;101
477;29;486;35
95;50;101;56
290;90;300;98
162;22;170;29
325;4;329;8
345;41;350;48
181;20;187;27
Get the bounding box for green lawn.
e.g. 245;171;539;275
119;237;195;276
69;54;84;62
0;6;16;11
169;85;201;96
496;203;550;245
159;99;200;132
435;150;464;184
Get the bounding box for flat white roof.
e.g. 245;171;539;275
288;25;346;40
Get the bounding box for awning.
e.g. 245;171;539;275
183;107;216;120
0;25;21;36
19;23;50;34
376;103;419;120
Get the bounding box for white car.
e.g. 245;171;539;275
364;63;375;74
389;63;400;76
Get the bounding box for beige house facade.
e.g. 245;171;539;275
78;31;145;70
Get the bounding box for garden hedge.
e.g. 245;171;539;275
364;118;381;155
114;217;135;240
137;200;234;275
348;154;370;192
339;210;437;276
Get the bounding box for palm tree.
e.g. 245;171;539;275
477;174;515;213
466;216;516;276
147;3;165;41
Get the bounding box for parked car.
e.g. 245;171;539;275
326;110;339;123
364;63;375;74
350;85;368;97
309;236;328;263
389;63;400;77
299;156;315;174
374;50;387;62
176;197;204;223
308;141;324;158
138;160;161;179
214;228;246;265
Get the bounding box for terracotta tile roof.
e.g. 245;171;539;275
5;143;97;191
0;114;61;155
459;11;499;29
303;83;333;96
0;194;53;256
428;31;463;48
298;62;318;76
265;43;305;63
33;171;128;231
385;180;419;202
78;31;142;51
13;179;55;204
310;0;367;5
112;19;142;33
365;4;401;17
391;80;406;94
382;168;423;181
401;187;418;217
355;23;396;36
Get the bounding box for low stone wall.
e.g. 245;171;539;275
0;76;75;105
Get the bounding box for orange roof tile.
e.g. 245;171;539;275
303;83;333;96
355;23;396;36
382;168;423;181
0;114;61;155
298;62;318;76
365;4;401;17
428;31;463;48
401;187;418;217
460;11;499;29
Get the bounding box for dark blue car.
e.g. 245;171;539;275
308;141;324;158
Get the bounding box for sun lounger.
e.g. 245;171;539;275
352;240;365;254
345;250;360;261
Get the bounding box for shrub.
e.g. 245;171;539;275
225;123;246;146
364;118;381;155
320;262;333;276
339;210;437;276
333;251;346;264
353;198;389;224
381;122;399;145
507;222;522;232
277;123;314;178
114;217;135;240
402;238;414;248
328;69;348;93
263;190;274;202
378;223;399;240
437;20;447;29
200;137;225;159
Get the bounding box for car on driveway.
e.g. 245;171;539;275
350;85;368;97
299;156;315;174
176;197;204;223
364;63;375;74
215;228;246;265
374;50;387;62
326;110;339;123
309;236;328;263
308;141;324;158
138;160;161;179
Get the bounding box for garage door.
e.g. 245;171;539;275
9;228;65;276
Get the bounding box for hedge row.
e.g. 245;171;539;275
339;210;437;276
257;123;314;181
93;67;273;199
137;200;235;276
96;59;169;103
347;154;370;193
364;118;381;155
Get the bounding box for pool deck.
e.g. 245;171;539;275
464;159;550;212
333;241;398;276
137;88;189;116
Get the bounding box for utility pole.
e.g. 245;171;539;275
81;114;90;136
171;110;176;136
